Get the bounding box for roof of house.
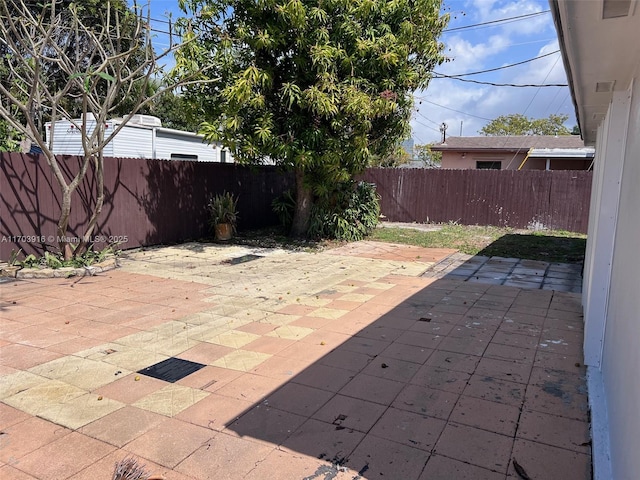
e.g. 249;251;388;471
431;135;587;152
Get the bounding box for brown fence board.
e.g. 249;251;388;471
1;154;592;261
1;154;294;259
361;168;591;233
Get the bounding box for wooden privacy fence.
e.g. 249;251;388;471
1;153;592;260
0;153;294;259
361;168;592;233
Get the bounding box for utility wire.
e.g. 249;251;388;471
432;74;567;88
443;10;550;33
435;50;560;78
413;96;493;121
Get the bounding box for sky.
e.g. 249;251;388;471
144;0;574;145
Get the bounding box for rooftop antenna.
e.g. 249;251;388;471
439;122;448;143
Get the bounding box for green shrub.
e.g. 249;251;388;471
208;191;238;229
271;189;296;229
308;181;380;241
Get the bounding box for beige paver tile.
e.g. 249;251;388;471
307;307;349;320
0;370;49;400
101;348;169;372
132;383;209;417
266;324;314;340
38;393;125;430
92;373;166;404
80;406;165;447
203;330;261;348
211;349;272;371
28;355;131;390
3;378;87;416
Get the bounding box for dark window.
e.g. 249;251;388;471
220;150;227;163
170;153;198;161
476;161;501;170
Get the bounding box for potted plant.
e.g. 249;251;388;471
208;191;238;241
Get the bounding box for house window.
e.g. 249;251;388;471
220;150;227;163
170;153;198;161
476;161;501;170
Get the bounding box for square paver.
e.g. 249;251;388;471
313;395;387;433
369;407;446;451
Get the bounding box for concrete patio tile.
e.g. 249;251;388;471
244;448;354;480
132;384;209;417
0;370;50;400
0;464;39;479
339;373;405;406
174;432;273;480
436;335;489;356
463;374;526;407
214;372;284;402
177;342;234;365
449;395;521;436
28;355;130;391
92;372;166;404
434;423;513;473
508;439;591;480
474;357;533;384
263;383;334;418
125;417;214;469
12;431;115;480
250;355;310;381
79;406;165;447
346;435;430;480
424;350;481;373
523;383;590;421
369;407;446;451
0;344;63;370
266;324;314;341
38;393;124;430
0;402;31;429
201;329;261;349
290;364;355;393
210;349;271;372
224;404;307;445
517;409;591;453
175;392;253;431
312;395;387;433
411;365;471;394
3;378;87;416
67;450;199;480
380;342;433;364
318;349;373;373
392;384;459;420
280;417;364;460
491;330;540;349
362;355;422;383
0;416;71;464
419;454;506;480
484;342;537;364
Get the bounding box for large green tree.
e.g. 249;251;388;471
177;0;449;236
480;113;571;136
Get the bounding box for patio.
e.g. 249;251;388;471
0;241;591;479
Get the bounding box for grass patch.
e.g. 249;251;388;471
369;224;587;264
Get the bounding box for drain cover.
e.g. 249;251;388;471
223;254;263;265
138;357;206;383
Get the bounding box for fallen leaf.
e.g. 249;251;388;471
513;459;531;480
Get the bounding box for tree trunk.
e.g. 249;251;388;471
289;168;313;238
57;187;73;260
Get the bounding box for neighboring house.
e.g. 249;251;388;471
551;1;639;479
431;135;594;170
45;114;233;163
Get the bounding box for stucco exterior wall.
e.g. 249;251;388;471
440;152;526;169
584;79;640;480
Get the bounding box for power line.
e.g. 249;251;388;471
431;75;567;88
443;10;550;33
413;96;492;121
435;50;560;78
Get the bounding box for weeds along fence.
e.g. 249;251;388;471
0;153;294;259
361;168;592;234
1;153;592;259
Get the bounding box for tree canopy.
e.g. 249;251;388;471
479;114;571;136
177;0;449;236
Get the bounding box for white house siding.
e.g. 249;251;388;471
584;79;640;480
109;124;153;158
154;129;218;161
